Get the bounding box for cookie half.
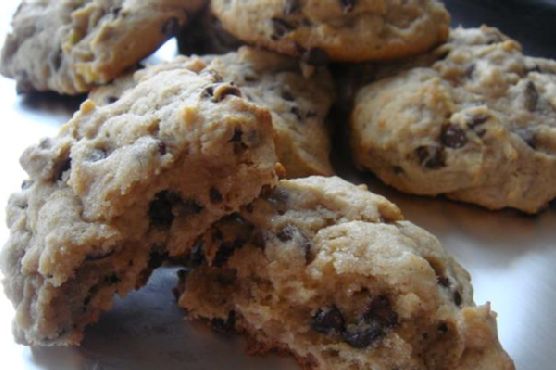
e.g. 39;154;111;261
1;61;278;345
177;176;515;370
211;0;450;63
350;26;556;213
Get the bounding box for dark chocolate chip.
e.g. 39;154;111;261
416;145;446;169
201;86;214;99
290;106;302;120
441;125;468;149
284;0;301;14
524;80;539;112
453;291;462;307
111;6;122;16
276;225;295;242
311;306;346;334
106;96;118;104
149;191;179;227
210;187;223;204
229;128;243;143
161;17;180;38
340;0;357;13
464;64;475;79
301;47;330;66
158;141;167;155
49;48;62;71
148;249;169;270
362;295;398;328
282;90;295;102
21;180;34;190
469;115;489;127
271;17;294;40
437;276;450;288
211;311;236;334
105;273;121;284
437;322;449;334
342;322;385;348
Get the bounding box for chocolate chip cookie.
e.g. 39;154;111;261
0;0;205;94
0;63;278;345
210;0;450;63
90;47;336;178
351;26;556;213
177;176;514;370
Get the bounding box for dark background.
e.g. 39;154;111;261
444;0;556;59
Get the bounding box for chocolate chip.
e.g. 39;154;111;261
441;125;468;149
342;320;385;348
290;106;302;120
301;47;330;66
362;295;398;328
437;276;450;287
282;90;295;101
416;145;446;169
105;273;121;284
229;128;243;143
210;187;223;204
515;128;537;149
148;191;203;228
213;241;240;267
453;291;462;307
311;306;346;334
276;225;295;242
469;115;489;127
437;322;449;334
212;84;242;103
211;311;236;334
201;86;214;99
524;80;539;112
464;64;475;79
161;17;180;38
340;0;357;13
21;180;34;190
271;17;294;40
284;0;301;14
111;6;122;16
158;141;167;155
148;249;169;270
49;48;62;71
57;157;72;180
106;96;118;104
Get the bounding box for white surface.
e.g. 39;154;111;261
0;2;555;370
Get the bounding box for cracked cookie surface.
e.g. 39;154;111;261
351;27;556;213
1;61;277;345
1;0;205;94
177;176;514;370
211;0;450;63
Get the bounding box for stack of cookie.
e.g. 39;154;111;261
7;0;555;369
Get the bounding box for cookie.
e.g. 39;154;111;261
177;176;514;370
210;0;450;63
1;62;278;345
350;26;556;213
0;0;205;94
90;47;336;178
